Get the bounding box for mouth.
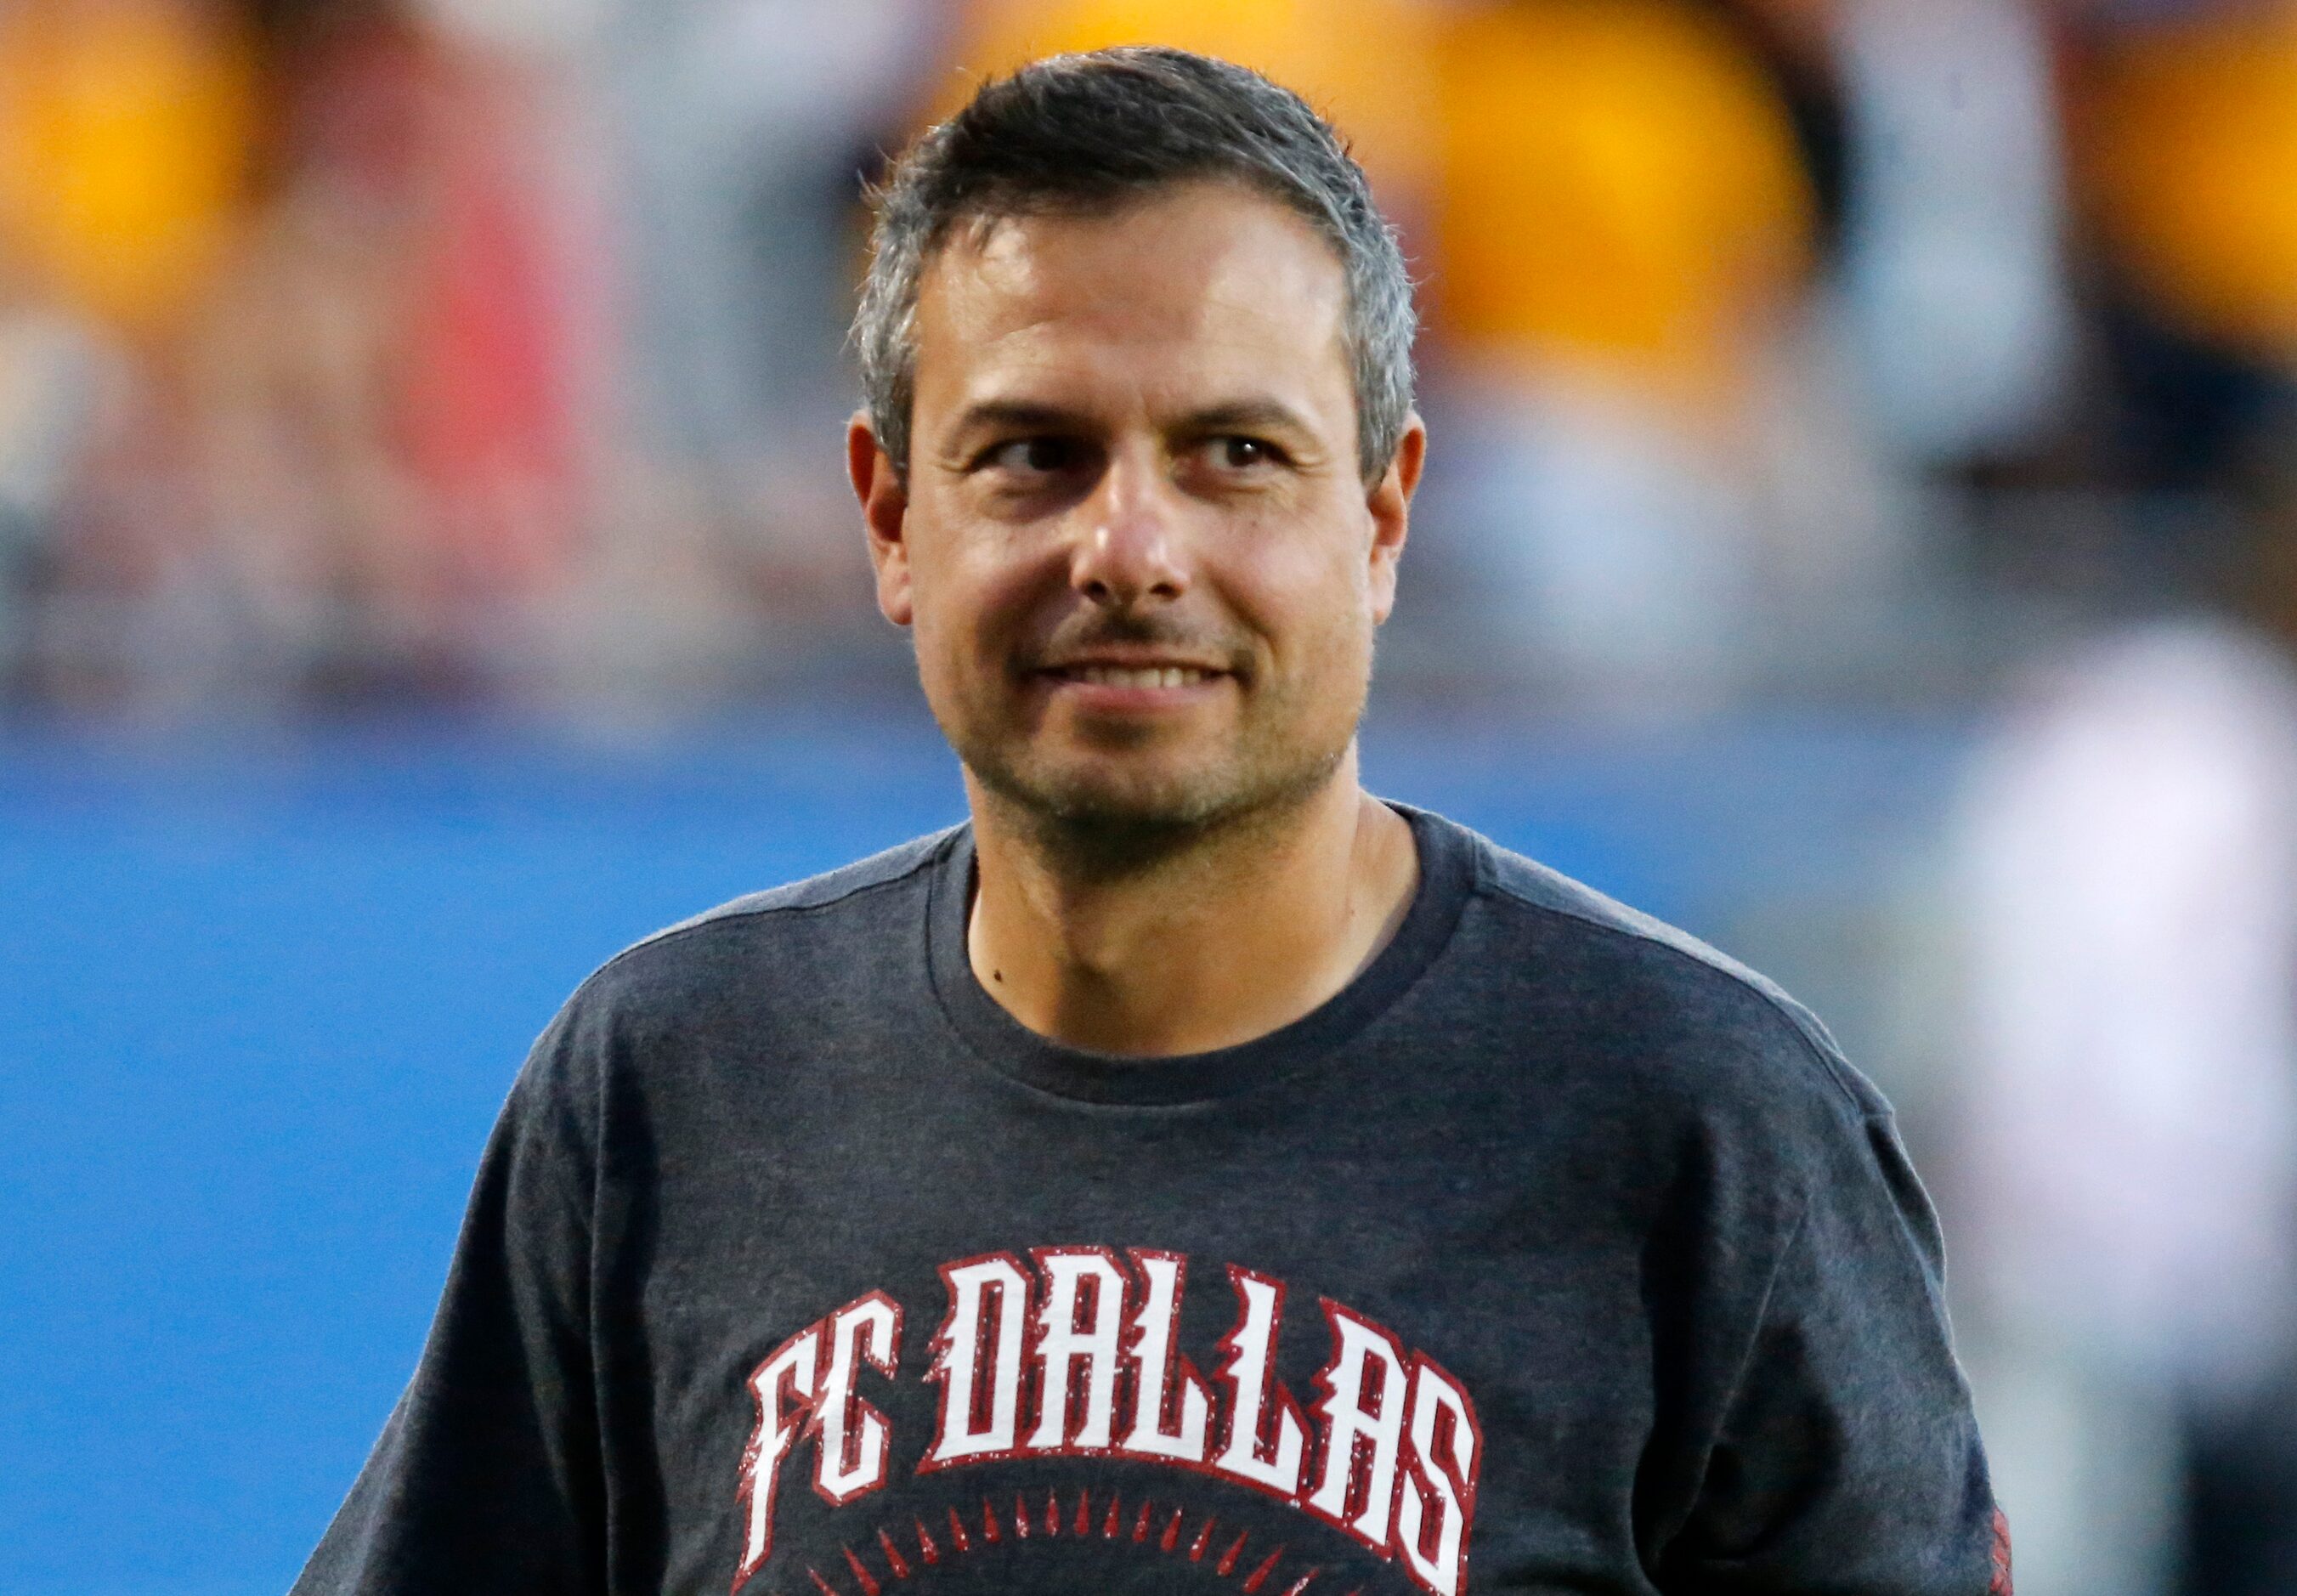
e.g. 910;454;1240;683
1045;664;1223;690
1028;658;1236;712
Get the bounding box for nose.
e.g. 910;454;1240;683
1069;450;1189;609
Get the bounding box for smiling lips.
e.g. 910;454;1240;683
1047;664;1223;690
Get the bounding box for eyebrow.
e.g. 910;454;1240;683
1176;399;1318;438
942;396;1320;445
943;400;1079;444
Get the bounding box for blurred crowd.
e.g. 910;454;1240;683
8;2;2297;1593
0;0;2289;716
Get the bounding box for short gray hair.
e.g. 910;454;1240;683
853;46;1417;484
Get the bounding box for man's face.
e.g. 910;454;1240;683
853;180;1422;836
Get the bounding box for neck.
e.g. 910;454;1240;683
965;748;1420;1056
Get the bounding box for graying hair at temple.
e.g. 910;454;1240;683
851;46;1418;486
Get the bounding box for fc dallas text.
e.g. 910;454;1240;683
735;1247;1484;1596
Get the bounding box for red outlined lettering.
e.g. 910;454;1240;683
1025;1246;1130;1453
919;1253;1033;1471
815;1292;903;1506
1396;1353;1482;1596
1304;1299;1414;1556
732;1323;823;1592
735;1248;1483;1596
1211;1264;1310;1501
1118;1249;1215;1464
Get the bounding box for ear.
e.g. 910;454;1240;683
1364;413;1424;625
849;411;914;627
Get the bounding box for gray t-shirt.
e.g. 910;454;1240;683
295;806;2006;1595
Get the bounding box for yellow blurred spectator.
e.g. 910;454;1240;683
2078;4;2297;366
932;0;1441;212
0;0;254;335
1431;0;1816;394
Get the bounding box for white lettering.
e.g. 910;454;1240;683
1397;1358;1480;1596
816;1293;901;1503
1307;1305;1412;1549
1026;1249;1129;1452
1212;1266;1307;1497
921;1255;1031;1468
734;1327;821;1586
1118;1251;1213;1463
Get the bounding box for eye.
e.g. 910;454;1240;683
983;436;1078;475
1214;436;1280;470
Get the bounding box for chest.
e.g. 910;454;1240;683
596;1106;1674;1596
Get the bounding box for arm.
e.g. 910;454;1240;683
292;1010;607;1594
1659;1112;2006;1594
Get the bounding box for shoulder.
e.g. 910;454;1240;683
1420;810;1947;1282
1418;810;1889;1130
548;826;959;1040
626;825;958;952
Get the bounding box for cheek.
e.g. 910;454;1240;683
899;540;978;708
907;525;1053;687
1233;524;1376;670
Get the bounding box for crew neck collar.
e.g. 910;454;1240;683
924;803;1476;1106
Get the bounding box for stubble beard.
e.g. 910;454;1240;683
948;675;1359;880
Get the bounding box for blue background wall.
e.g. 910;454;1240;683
0;710;1960;1595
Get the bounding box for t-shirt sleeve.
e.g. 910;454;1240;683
1659;1110;2006;1594
291;1002;607;1595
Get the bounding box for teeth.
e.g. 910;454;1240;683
1072;665;1208;688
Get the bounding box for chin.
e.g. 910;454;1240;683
1022;764;1244;833
976;739;1349;844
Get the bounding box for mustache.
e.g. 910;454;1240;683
1027;614;1253;673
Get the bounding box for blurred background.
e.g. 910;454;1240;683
4;0;2297;1591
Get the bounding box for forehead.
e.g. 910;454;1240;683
911;180;1352;416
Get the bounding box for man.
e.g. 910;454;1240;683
295;48;2006;1596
